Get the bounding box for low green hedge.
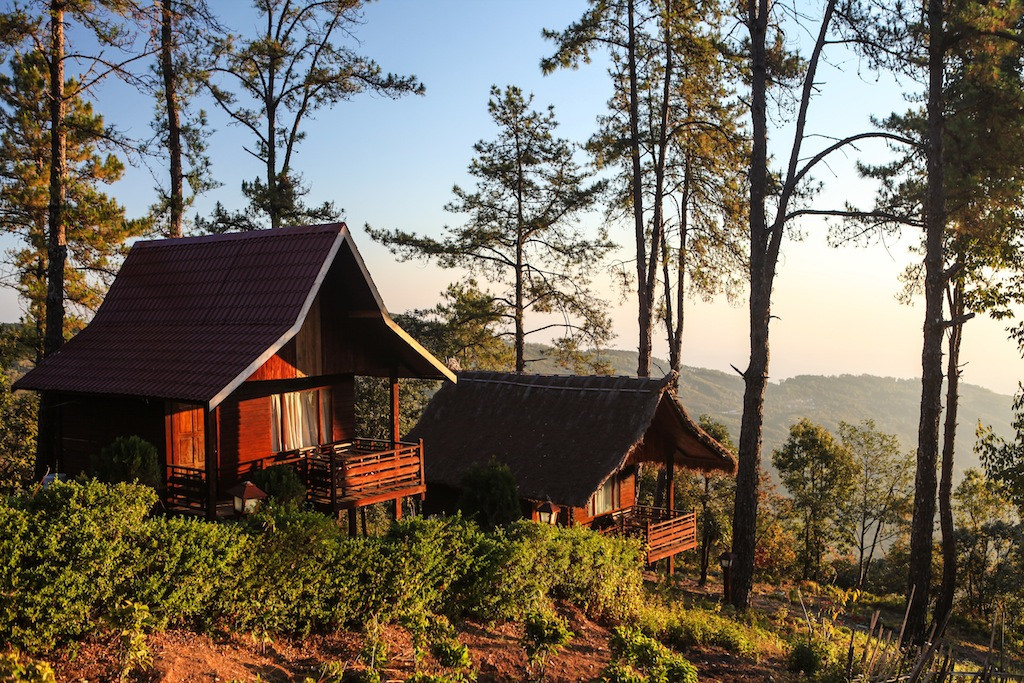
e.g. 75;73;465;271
0;479;644;652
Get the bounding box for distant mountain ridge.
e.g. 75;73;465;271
523;343;1014;478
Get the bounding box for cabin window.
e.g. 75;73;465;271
271;388;333;452
591;474;620;516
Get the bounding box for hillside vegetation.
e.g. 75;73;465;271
525;343;1013;477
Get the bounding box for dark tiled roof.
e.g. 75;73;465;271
15;223;453;404
409;371;736;508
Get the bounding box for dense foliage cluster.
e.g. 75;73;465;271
0;479;644;654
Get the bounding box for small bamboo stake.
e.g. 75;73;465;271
845;628;856;680
999;608;1005;679
797;587;814;637
908;620;943;683
982;607;1000;681
899;584;918;649
874;629;895;680
866;627;887;679
862;610;881;669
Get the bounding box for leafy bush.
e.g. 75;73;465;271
0;651;56;683
427;617;475;683
91;436;161;489
248;464;306;505
522;609;572;680
106;601;156;680
0;480;157;651
787;636;838;677
603;627;698;683
0;480;646;653
457;460;521;530
662;609;757;657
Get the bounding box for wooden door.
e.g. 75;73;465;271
169;403;205;468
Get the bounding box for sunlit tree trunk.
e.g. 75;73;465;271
906;0;946;645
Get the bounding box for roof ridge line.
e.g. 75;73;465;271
462;376;663;394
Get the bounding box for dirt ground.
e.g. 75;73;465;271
47;600;789;683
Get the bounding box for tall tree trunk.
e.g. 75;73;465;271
44;2;66;359
906;0;946;646
730;0;770;611
627;0;651;377
934;281;963;633
160;0;184;238
265;9;279;230
644;0;673;377
698;476;711;585
514;253;525;373
514;131;526;373
36;1;67;481
664;165;690;378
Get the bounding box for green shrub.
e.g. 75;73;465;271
457;460;521;530
0;480;647;653
787;637;837;676
0;651;56;683
358;616;388;683
662;609;756;657
603;627;698;683
230;503;379;635
91;436;161;489
131;515;248;630
0;480;157;652
481;522;643;623
248;464;306;505
522;609;572;680
107;601;156;681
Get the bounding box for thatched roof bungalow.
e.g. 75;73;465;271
408;371;736;563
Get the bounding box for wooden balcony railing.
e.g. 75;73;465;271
599;505;698;564
163;439;425;516
247;438;425;512
165;464;206;513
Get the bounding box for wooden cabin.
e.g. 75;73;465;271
408;372;736;565
15;223;455;525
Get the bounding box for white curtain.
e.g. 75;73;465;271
272;390;320;452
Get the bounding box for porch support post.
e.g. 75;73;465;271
348;508;357;536
666;450;675;577
394;497;402;521
204;405;219;520
389;372;400;447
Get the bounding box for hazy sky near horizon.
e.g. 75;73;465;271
0;0;1021;396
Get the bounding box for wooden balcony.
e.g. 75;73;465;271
163;438;425;516
599;505;698;564
305;438;425;512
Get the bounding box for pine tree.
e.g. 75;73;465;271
543;0;747;379
843;0;1024;637
203;0;423;231
368;86;612;373
0;50;148;361
145;0;220;237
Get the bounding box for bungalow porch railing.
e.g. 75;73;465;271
600;505;698;564
163;439;425;516
247;437;425;511
165;464;207;513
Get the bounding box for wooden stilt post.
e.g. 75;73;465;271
348;508;357;536
204;406;219;520
394;497;402;521
666;451;675;577
390;372;400;447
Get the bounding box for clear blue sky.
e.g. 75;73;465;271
1;0;1020;397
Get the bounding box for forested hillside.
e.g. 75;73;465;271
526;343;1013;476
